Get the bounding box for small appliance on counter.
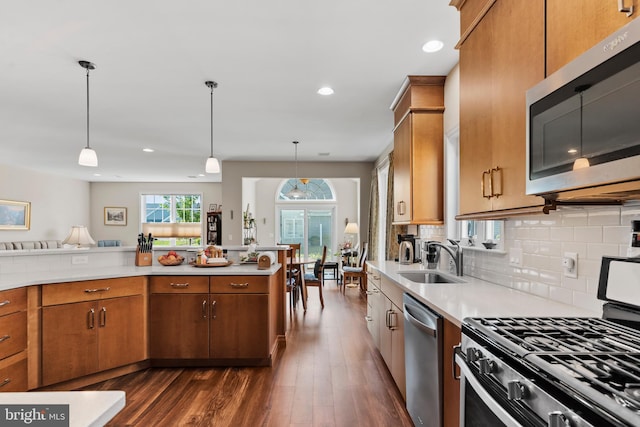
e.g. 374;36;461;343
396;234;421;264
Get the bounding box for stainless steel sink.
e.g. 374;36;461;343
397;271;465;284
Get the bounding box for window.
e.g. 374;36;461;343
140;194;202;247
459;219;503;249
278;179;335;201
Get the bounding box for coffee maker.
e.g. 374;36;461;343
397;234;420;263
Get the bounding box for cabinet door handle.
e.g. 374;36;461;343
211;300;217;319
388;311;398;330
99;307;107;327
0;378;11;388
84;287;111;293
397;200;406;216
0;300;10;308
491;166;502;197
481;169;492;199
0;335;11;343
229;283;249;289
619;0;634;16
170;283;189;288
88;308;95;329
202;300;208;319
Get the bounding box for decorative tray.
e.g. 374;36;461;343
192;260;234;268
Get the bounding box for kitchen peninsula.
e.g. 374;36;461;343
0;245;286;392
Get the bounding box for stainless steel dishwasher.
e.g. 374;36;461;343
403;293;442;427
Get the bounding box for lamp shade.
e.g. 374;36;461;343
62;225;96;247
78;147;98;167
141;223;201;238
344;222;359;234
205;156;220;173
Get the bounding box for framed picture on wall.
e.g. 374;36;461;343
104;207;127;226
0;199;31;230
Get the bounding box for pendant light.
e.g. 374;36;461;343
572;84;591;171
78;61;98;167
286;141;307;199
205;81;220;174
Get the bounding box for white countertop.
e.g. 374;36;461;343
368;261;599;327
0;391;125;427
0;263;281;292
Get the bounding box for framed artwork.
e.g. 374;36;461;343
104;207;127;226
0;199;31;230
209;203;218;212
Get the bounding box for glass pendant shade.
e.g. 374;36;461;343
205;156;220;173
79;147;98;167
287;184;306;199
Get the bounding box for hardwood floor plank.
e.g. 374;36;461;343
81;280;412;426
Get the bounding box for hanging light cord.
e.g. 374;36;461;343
86;66;91;150
294;141;299;181
210;83;214;157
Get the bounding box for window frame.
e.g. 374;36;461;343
139;192;204;247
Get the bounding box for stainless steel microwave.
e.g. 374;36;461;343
526;18;640;196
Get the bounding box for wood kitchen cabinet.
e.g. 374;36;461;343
150;274;275;365
392;76;445;225
366;270;406;399
41;277;146;386
0;287;28;392
546;0;638;75
457;0;545;218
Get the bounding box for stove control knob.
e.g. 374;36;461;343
548;411;572;427
507;380;526;401
466;347;482;362
478;358;495;375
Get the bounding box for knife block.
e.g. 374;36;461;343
135;247;152;266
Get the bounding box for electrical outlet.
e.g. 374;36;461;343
563;252;578;278
509;248;523;267
72;255;89;265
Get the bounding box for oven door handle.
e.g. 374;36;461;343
455;353;522;427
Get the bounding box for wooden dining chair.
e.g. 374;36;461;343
303;245;326;308
342;242;368;294
280;243;302;310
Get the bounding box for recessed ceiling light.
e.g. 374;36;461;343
198;174;205;177
422;40;444;53
317;87;334;96
93;173;101;177
318;152;330;156
143;148;154;153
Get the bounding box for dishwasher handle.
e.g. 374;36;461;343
403;302;437;337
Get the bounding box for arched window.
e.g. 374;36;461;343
278;178;335;201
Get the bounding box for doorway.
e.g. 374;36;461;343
278;207;335;259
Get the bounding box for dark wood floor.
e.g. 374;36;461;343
82;280;413;426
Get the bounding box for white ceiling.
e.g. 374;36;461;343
0;1;459;183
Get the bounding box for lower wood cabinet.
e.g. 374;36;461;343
0;287;28;392
149;275;274;365
41;278;146;386
366;270;406;399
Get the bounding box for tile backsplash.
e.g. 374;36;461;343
419;205;640;313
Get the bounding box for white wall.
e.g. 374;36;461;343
245;177;359;249
0;164;90;242
90;182;222;245
222;161;373;246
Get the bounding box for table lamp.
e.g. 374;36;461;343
62;225;96;248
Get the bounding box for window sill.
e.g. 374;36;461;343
460;245;506;255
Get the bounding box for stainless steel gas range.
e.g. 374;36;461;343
455;256;640;427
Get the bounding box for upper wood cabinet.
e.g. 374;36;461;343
546;0;638;75
457;0;545;218
392;76;445;225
